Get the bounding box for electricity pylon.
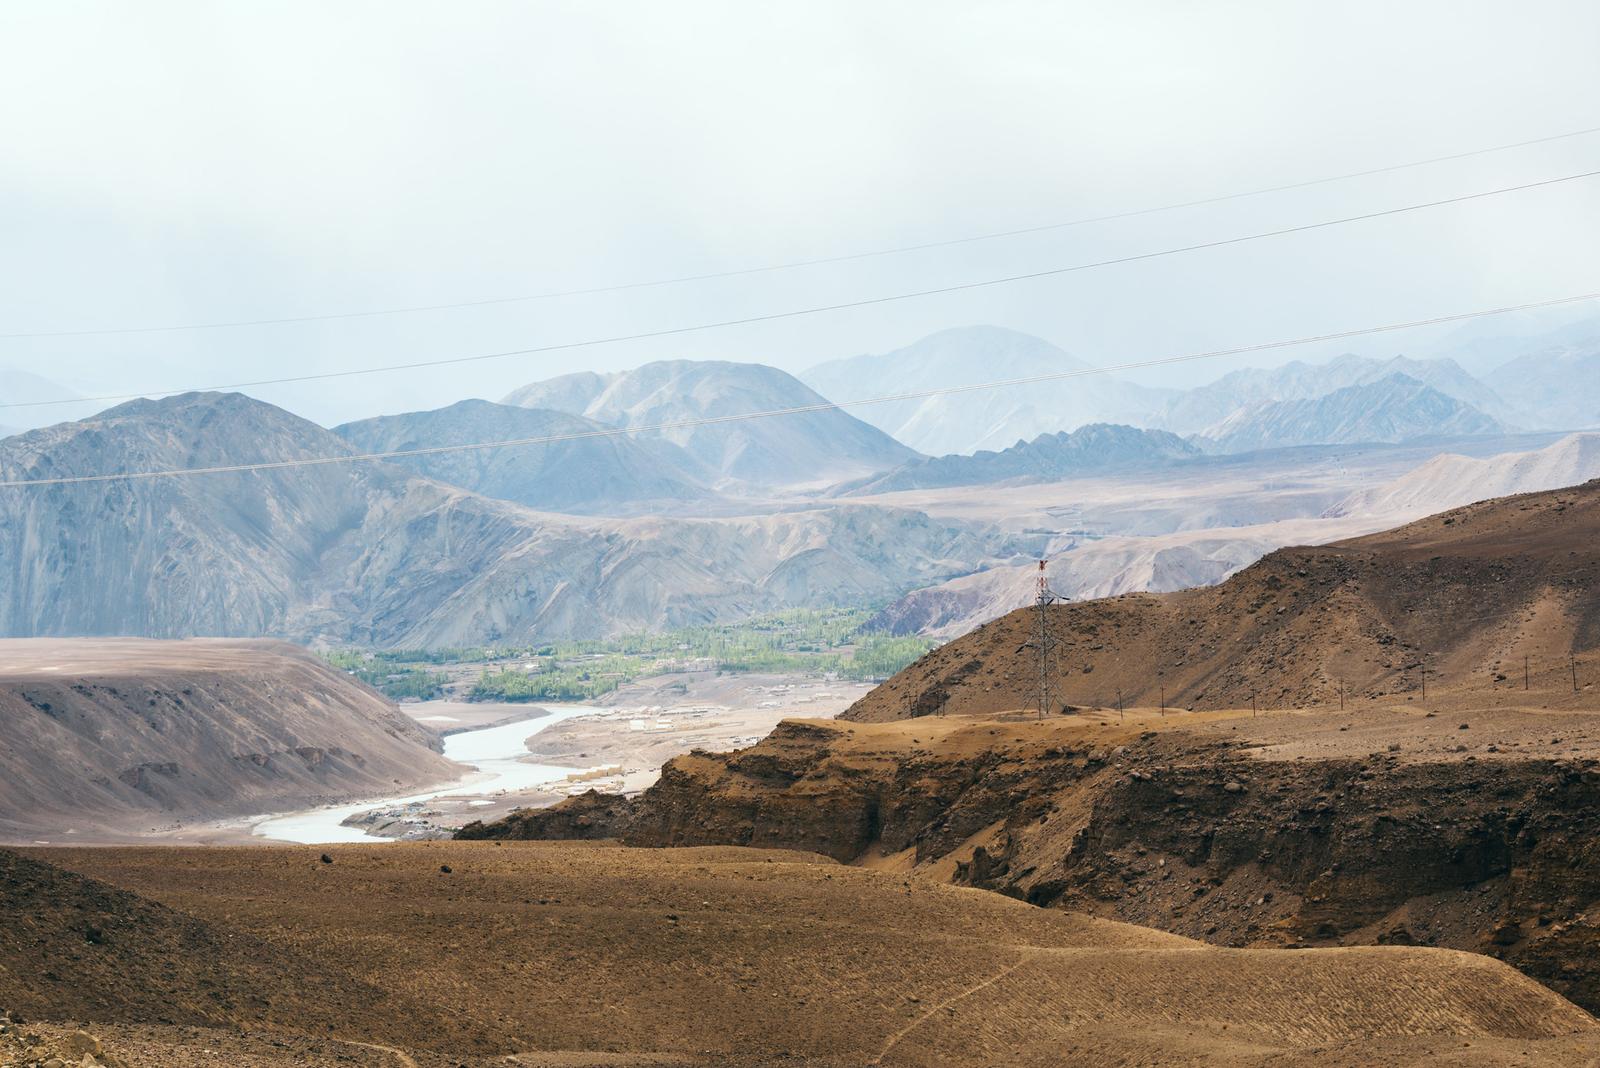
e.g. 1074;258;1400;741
1031;560;1058;717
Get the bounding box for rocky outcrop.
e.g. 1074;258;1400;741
457;788;636;842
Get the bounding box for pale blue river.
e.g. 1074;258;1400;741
251;704;600;844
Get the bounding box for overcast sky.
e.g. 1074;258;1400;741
3;1;1599;426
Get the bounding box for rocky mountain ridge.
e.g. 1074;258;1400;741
0;392;1002;645
1195;373;1504;453
838;422;1200;495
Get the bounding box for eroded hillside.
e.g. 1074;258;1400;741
847;479;1600;721
0;638;456;841
464;695;1600;1016
22;841;1600;1066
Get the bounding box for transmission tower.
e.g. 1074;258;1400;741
1031;560;1059;717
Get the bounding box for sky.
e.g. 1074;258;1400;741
2;1;1599;427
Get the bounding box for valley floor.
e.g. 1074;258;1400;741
345;674;870;840
245;673;870;845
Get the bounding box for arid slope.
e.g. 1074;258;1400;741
467;691;1600;1015
0;638;455;841
847;479;1600;721
0;847;466;1049
23;842;1600;1067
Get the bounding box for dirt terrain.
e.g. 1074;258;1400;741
10;842;1600;1067
463;482;1600;1023
0;639;458;844
846;479;1600;720
468;690;1600;1008
0;847;479;1063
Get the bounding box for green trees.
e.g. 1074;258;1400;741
323;607;939;703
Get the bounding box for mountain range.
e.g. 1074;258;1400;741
1193;373;1505;453
798;318;1598;456
0;392;996;645
1;315;1594;649
861;429;1600;640
1158;352;1511;434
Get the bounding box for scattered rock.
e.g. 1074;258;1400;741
66;1030;101;1058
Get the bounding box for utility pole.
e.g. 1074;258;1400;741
1032;560;1055;718
1339;677;1345;711
1574;655;1580;694
1160;683;1166;717
1116;687;1124;723
1420;650;1426;699
1525;654;1530;691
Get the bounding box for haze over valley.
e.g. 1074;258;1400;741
5;3;1600;1065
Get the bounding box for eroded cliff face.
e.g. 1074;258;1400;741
460;710;1600;1013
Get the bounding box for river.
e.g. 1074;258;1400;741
251;703;600;844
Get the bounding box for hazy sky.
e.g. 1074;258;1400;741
3;1;1599;426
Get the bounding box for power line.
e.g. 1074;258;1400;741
3;288;1598;489
5;167;1599;415
6;123;1600;341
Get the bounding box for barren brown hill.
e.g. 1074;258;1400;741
0;847;477;1059
23;841;1600;1067
467;686;1600;1015
0;638;456;842
845;479;1600;722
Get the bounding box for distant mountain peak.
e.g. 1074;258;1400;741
801;326;1174;456
1160;352;1510;436
501;358;916;486
1196;372;1504;454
